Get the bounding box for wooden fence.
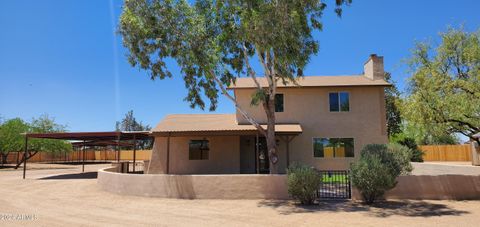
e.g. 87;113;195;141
3;150;152;164
420;144;472;162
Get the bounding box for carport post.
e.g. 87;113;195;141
285;136;290;168
116;134;120;162
23;135;28;179
256;133;259;174
82;140;86;172
166;132;171;174
133;134;137;173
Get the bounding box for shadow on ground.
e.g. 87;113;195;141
258;200;470;217
39;172;98;180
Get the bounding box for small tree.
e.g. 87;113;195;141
115;110;153;149
384;72;402;137
0;118;29;166
287;163;321;205
350;144;412;204
14;114;71;169
119;0;351;173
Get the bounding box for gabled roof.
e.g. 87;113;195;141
152;114;302;136
227;75;391;89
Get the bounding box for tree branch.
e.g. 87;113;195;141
210;71;267;137
242;43;264;90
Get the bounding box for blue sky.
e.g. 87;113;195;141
0;0;479;131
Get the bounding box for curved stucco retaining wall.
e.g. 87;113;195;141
352;174;480;200
97;167;289;199
99;167;480;200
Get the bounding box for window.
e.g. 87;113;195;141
313;138;354;158
329;92;349;112
189;140;209;160
275;94;284;112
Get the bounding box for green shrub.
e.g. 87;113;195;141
287;163;321;205
387;143;413;174
398;137;424;162
350;144;413;204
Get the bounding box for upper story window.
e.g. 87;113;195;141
189;140;209;160
329;92;349;112
313;138;354;158
275;94;284;112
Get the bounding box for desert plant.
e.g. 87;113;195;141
350;144;412;204
398;137;424;162
387;143;413;174
287;163;322;205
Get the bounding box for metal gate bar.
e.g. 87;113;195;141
317;170;351;199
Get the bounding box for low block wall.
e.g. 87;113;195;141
99;167;480;200
97;167;288;199
352;174;480;200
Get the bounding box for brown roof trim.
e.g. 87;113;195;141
227;84;392;90
152;130;302;137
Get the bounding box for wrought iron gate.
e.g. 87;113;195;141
317;170;351;199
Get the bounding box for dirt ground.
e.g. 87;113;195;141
1;164;480;227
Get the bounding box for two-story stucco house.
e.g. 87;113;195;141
146;54;390;174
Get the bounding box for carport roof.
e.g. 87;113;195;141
24;131;152;141
152;114;302;136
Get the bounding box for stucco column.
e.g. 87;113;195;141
472;141;480;166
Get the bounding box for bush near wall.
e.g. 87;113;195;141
286;163;321;205
350;144;412;204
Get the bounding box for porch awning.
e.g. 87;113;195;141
152;114;302;136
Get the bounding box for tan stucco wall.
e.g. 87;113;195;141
98;167;288;199
234;86;388;170
148;136;241;174
99;168;480;200
353;175;480;200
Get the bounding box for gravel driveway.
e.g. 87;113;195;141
412;162;480;175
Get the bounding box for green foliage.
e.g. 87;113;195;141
384;72;402;137
287;163;322;205
28;114;72;154
390;121;459;145
0;118;29;154
403;26;480;143
119;0;351;111
395;137;424;162
0;115;71;166
120;0;351;173
350;144;412;204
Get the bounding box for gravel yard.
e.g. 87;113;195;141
412;162;480;175
1;163;480;226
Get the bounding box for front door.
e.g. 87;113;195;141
257;137;269;174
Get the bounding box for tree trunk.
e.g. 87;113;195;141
264;97;278;174
13;151;38;169
0;153;8;167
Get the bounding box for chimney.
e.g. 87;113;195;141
364;54;384;80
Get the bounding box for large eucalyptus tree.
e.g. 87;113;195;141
119;0;351;173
